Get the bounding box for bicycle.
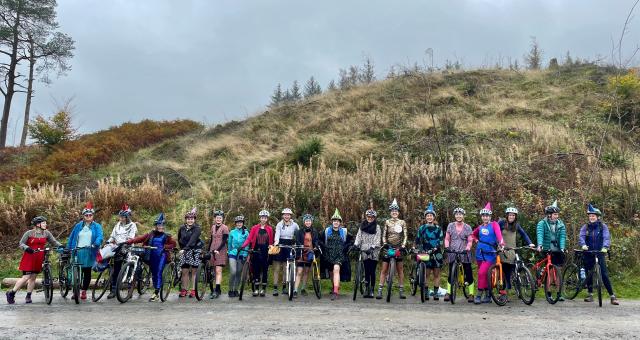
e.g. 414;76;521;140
380;244;405;303
529;250;563;304
238;249;257;301
160;248;181;302
58;246;93;304
482;249;508;306
311;247;323;299
505;246;536;305
195;251;215;301
352;246;379;301
91;244;125;302
564;249;609;307
444;249;471;305
279;245;304;301
32;248;55;305
115;244;156;303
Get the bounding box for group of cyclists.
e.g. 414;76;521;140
5;198;620;306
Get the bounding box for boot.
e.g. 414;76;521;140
179;289;187;298
481;290;492;303
107;290;117;299
6;291;15;305
80;290;87;300
25;293;32;304
399;286;406;299
376;285;383;300
611;295;619;305
473;290;482;305
148;293;160;302
273;286;279;296
444;282;451;301
433;287;440;301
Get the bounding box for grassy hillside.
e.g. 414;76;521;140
2;63;640;296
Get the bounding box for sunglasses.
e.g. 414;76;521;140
84;214;93;217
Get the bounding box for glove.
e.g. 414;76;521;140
536;246;542;252
25;247;34;254
601;248;608;253
581;245;588;251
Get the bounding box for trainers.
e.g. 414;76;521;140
252;289;259;297
300;289;308;297
376;287;383;300
330;292;337;301
399;288;406;299
149;293;160;302
558;295;565;302
443;293;450;302
273;288;279;296
481;293;492;304
584;294;594;302
80;290;87;300
6;291;15;305
474;295;482;304
467;295;475;303
210;291;219;299
107;291;117;299
611;296;619;305
259;289;266;297
179;289;187;298
189;290;196;298
25;295;32;304
293;291;298;298
282;285;287;295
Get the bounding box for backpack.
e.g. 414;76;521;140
325;227;346;244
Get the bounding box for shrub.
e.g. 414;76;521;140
289;137;324;165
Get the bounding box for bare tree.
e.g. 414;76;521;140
359;56;375;84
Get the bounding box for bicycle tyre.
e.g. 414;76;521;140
59;263;70;298
562;262;582;300
543;265;562;305
43;264;53;305
288;262;295;301
92;266;111;302
449;263;458;304
386;258;395;303
195;263;208;301
160;262;175;302
595;264;602;307
488;264;507;306
409;260;418;296
72;265;80;304
516;266;535;305
312;262;322;299
418;262;426;303
116;262;134;303
353;260;362;301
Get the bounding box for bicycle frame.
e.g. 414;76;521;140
530;252;555;289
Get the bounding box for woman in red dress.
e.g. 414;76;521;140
6;216;62;304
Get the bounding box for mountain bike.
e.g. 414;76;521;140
279;245;304;301
564;249;609;307
59;246;93;304
32;248;55;305
529;250;563;304
238;249;257;301
381;244;405;303
195;251;215;301
444;249;471;304
482;249;508;306
115;244;156;303
352;246;379;301
505;246;536;305
160;248;181;302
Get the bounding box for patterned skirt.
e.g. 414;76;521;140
179;249;202;268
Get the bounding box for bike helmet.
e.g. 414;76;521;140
479;202;492;216
302;214;314;222
154;212;166;226
544;200;560;215
587;204;602;216
365;209;377;217
505;207;519;215
453;207;466;215
281;208;293;215
118;203;132;217
234;215;245;223
388;198;400;211
82;201;95;216
258;210;270;218
423;202;436;217
31;216;47;226
184;208;197;219
212;209;224;218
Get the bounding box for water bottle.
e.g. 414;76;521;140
579;267;586;280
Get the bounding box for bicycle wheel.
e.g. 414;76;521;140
195;263;208;301
516;266;535;305
353;260;363;301
562;263;582;300
72;265;80;304
137;264;151;295
543;265;562;305
288;262;295;301
43;264;53;305
594;264;602;307
238;260;251;301
92;266;111;302
459;264;470;299
386;258;395;303
449;263;458;304
488;264;507;306
409;260;418;296
312;261;322;299
59;263;70;298
160;262;175;302
418;262;426;303
116;262;134;303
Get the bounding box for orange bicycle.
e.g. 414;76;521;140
529;250;563;304
483;249;508;306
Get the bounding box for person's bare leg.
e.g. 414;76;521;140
295;267;304;291
11;275;30;292
332;264;340;294
26;274;37;293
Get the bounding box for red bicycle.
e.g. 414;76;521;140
529;250;563;304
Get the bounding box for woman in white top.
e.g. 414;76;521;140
105;204;137;299
272;208;299;296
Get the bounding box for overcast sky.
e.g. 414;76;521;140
5;0;640;142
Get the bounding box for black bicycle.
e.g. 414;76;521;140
505;246;536;305
238;249;257;301
33;248;55;305
91;244;125;302
444;249;471;305
352;246;379;301
160;248;181;302
115;244;155;303
564;249;609;307
195;251;215;301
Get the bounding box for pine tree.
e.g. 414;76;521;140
327;79;337;91
359;56;375;84
270;83;284;106
338;69;350;90
524;37;543;70
290;80;301;101
348;65;359;86
304;76;322;98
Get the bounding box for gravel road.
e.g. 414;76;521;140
0;292;637;339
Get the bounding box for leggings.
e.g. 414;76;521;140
503;263;515;289
447;262;474;285
584;254;614;296
252;252;269;285
110;259;124;290
229;256;245;291
81;267;92;290
150;254;167;290
363;259;377;287
476;260;494;290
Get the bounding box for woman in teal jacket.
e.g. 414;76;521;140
535;200;567;266
227;215;249;298
66;202;104;301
